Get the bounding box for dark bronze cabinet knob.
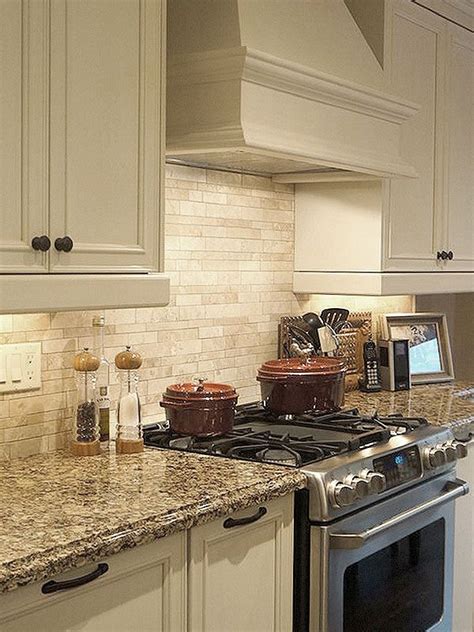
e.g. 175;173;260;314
437;250;448;261
54;236;74;252
447;250;454;260
31;235;51;252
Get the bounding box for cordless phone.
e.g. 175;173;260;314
358;340;382;392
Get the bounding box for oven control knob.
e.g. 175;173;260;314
454;442;468;459
328;481;357;508
359;469;386;494
425;446;446;468
443;443;457;463
344;475;370;498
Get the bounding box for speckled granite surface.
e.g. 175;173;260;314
345;380;474;425
0;448;306;593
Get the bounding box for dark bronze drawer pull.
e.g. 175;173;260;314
41;563;109;594
223;506;267;529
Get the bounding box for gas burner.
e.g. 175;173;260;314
256;448;300;467
143;404;432;469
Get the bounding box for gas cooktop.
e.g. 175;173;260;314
143;404;429;468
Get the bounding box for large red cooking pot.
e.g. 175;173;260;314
160;379;238;437
257;357;346;416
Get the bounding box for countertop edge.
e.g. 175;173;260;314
0;470;306;595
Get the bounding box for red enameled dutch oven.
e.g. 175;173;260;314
257;357;346;416
160;379;238;437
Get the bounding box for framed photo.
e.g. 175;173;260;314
379;313;454;384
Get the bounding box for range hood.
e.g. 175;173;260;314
167;0;419;179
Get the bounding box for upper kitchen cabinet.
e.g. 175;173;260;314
0;0;169;312
443;22;474;272
292;0;474;296
0;0;49;274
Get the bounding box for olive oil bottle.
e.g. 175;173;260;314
92;316;110;445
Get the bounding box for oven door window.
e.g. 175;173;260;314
343;519;445;632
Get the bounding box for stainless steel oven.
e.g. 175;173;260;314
308;474;468;632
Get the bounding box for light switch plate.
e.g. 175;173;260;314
0;342;41;393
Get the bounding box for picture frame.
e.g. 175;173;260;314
379;313;454;385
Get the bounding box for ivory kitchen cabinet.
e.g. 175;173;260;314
0;0;169;312
188;495;294;632
383;0;446;274
443;23;474;273
0;533;187;632
291;0;473;295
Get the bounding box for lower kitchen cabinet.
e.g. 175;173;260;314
0;495;295;632
0;532;187;632
188;495;294;632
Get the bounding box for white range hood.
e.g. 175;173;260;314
167;0;419;178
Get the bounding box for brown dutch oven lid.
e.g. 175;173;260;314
163;378;238;402
257;357;346;381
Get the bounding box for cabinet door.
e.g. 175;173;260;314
0;533;186;632
444;24;474;272
0;0;49;273
49;0;164;273
188;495;294;632
383;2;445;272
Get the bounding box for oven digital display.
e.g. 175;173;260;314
373;446;421;489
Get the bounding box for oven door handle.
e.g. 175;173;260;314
329;479;469;550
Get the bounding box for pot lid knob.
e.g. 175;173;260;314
73;347;100;372
115;345;143;370
193;377;208;391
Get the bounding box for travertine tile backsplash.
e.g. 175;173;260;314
0;165;307;459
0;165;413;460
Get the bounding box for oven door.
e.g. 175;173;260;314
310;475;469;632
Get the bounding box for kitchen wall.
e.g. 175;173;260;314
0;165;413;460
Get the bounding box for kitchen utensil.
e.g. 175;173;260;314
160;378;238;436
303;312;325;329
257;357;346;415
302;312;325;350
320;308;349;333
288;324;317;354
115;346;144;454
72;348;101;456
318;324;339;355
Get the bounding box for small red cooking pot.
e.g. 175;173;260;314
160;379;238;437
257;357;346;416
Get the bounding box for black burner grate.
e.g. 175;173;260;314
143;404;429;468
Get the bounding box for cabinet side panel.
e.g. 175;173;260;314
295;182;383;273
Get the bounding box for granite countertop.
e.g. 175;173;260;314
0;448;306;594
345;380;474;426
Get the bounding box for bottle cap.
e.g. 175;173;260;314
92;315;105;327
73;348;100;372
115;346;143;370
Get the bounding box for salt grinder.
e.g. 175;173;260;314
72;348;101;456
115;346;144;454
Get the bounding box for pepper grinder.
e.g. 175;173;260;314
115;346;144;454
72;348;101;456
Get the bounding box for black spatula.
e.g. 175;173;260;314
320;308;349;333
